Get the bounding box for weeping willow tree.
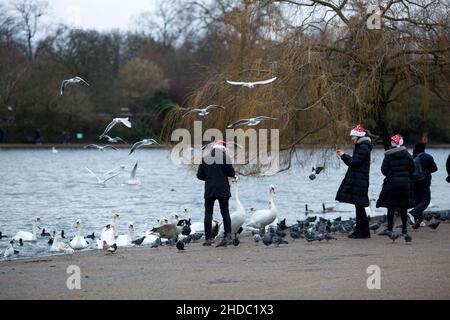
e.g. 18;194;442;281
160;0;450;175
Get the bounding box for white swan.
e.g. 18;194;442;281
117;222;134;247
248;185;277;233
14;217;40;242
219;180;245;236
182;208;219;235
365;198;377;216
50;231;66;253
70;220;89;250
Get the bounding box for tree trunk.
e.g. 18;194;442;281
375;101;392;150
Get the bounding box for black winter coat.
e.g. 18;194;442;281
197;148;236;199
376;147;415;209
335;137;373;207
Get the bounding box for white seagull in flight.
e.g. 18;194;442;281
60;76;90;95
101;135;127;144
129;139;159;156
226;77;277;88
84;144;118;151
85;168;120;185
182;105;225;118
227;116;278;129
99;117;132;139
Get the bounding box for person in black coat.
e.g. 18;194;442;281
197;140;237;247
446;154;450;183
336;124;372;238
376;134;414;235
410;143;438;226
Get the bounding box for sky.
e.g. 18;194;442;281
42;0;158;31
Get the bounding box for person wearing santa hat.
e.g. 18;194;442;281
376;134;415;235
335;124;373;238
197;140;237;247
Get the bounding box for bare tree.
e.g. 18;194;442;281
11;0;48;60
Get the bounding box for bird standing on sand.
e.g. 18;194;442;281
60;76;90;95
387;231;400;243
427;222;440;230
404;233;412;243
132;236;145;246
176;241;185;251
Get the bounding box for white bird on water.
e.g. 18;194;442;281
85;167;120;185
14;217;40;242
182;105;225;118
84;144;117;151
227;116;277;129
99;118;132;139
69;219;89;250
3;241;19;260
226;77;277;88
129;139;159;156
60;76;90;95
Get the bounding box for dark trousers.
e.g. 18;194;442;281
204;197;231;240
387;207;407;232
410;180;431;222
355;204;370;235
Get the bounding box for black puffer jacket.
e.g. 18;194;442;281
445;154;449;183
336;137;373;207
376;147;415;209
197;148;236;199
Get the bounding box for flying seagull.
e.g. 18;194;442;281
84;144;118;151
99;118;132;139
182;105;225;118
101;135;127;144
85;167;120;185
126;161;141;185
60;76;90;95
129;139;159;156
226;77;277;88
227;116;277;129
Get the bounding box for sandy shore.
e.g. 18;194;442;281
1;222;450;300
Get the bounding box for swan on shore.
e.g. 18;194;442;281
70;220;89;250
117;223;134;247
50;231;66;253
14;217;40;242
247;185;277;234
219;180;245;237
97;213;120;249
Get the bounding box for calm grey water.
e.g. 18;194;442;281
1;148;449;259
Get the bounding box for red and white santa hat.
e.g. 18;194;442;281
350;124;366;137
213;140;227;150
391;134;404;147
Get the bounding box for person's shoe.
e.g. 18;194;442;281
354;233;371;239
411;222;420;230
202;239;212;246
402;228;408;235
348;232;358;239
378;229;391;236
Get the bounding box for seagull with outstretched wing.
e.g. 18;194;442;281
226;77;277;88
84;144;118;151
101;135;127;144
182;104;225;118
129;139;159;156
227;116;277;129
99;117;132;139
85;167;120;185
61;76;90;95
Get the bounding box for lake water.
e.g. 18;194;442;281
1;148;449;259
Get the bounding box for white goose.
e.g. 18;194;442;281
97;213;120;249
248;185;277;234
183;208;219;235
50;231;66;253
219;180;245;237
70;220;89;250
117;222;134;247
14;217;41;242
